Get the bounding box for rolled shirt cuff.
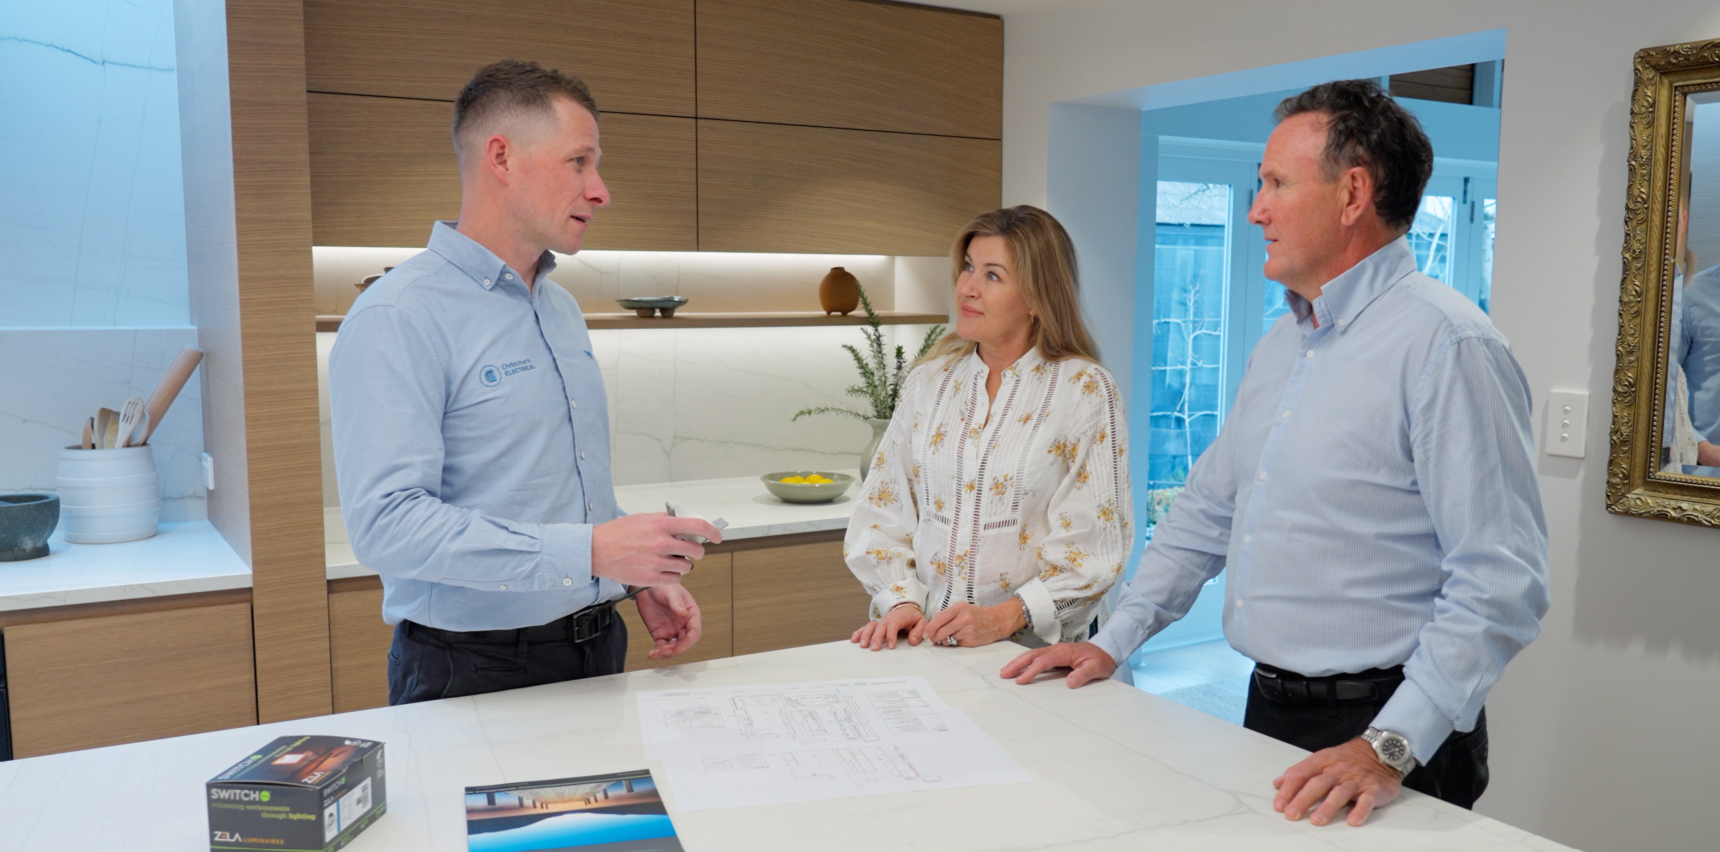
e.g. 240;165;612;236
1013;578;1060;644
1370;676;1459;765
869;576;930;620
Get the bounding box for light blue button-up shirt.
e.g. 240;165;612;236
1093;238;1550;762
329;222;625;631
1678;264;1720;442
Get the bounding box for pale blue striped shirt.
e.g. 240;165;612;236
1093;237;1550;762
330;223;626;631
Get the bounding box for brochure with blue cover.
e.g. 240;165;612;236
465;769;682;852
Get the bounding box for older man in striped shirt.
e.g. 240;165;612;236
1003;79;1549;827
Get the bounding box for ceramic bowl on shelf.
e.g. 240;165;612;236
760;471;854;504
0;493;60;561
617;296;689;318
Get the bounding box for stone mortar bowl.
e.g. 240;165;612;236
0;493;59;561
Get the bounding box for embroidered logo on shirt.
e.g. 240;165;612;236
479;365;502;387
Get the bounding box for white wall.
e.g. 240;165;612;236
1000;3;1720;850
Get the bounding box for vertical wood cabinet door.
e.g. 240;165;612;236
309;95;697;250
732;539;869;656
303;0;695;117
698;120;1001;255
2;601;257;758
697;0;1002;138
620;553;733;671
328;583;395;713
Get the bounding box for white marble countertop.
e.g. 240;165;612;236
0;640;1576;851
0;521;250;612
326;475;856;580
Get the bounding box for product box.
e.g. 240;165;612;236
207;735;386;851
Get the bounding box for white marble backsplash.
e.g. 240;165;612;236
314;246;898;316
0;0;190;327
0;327;206;521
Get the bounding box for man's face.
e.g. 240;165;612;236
1248;112;1350;292
505;97;611;255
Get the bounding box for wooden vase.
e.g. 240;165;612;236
819;267;861;315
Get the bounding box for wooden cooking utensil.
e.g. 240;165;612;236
82;417;94;450
115;397;145;448
96;407;119;450
140;346;204;446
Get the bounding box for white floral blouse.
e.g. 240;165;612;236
844;347;1133;644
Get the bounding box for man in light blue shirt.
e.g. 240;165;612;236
1677;264;1720;470
330;60;720;705
1005;80;1549;825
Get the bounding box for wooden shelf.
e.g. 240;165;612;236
316;311;946;332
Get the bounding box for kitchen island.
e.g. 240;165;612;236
0;639;1576;851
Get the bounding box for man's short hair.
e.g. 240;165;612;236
452;60;600;160
1274;79;1433;232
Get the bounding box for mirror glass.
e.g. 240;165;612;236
1664;89;1720;477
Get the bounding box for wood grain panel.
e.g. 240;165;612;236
4;602;257;758
309;94;697;250
329;584;394;713
697;0;1002;138
303;0;694;117
732;540;868;656
698;120;1000;255
620;553;733;671
227;0;334;723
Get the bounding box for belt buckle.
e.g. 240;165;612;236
570;604;608;643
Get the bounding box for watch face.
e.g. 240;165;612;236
1378;735;1409;765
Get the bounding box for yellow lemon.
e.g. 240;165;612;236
781;476;806;484
807;475;831;483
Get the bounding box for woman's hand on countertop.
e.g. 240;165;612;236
635;584;703;660
924;599;1027;648
852;602;927;650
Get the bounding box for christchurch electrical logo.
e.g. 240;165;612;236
480;365;502;387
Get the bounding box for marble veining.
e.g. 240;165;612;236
0;0;190;328
0;327;206;522
0;641;1577;851
0;521;248;612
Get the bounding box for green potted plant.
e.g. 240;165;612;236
794;284;943;481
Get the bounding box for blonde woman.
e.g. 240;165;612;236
846;206;1132;651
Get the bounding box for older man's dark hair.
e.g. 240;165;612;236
452;59;599;159
1275;79;1434;233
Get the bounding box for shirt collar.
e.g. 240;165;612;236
1284;236;1419;332
965;344;1046;376
426;220;558;293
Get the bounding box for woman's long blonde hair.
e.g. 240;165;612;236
919;205;1101;367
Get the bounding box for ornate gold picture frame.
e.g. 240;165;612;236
1608;38;1720;526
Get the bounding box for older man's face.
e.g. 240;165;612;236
1248;112;1350;293
507;96;611;255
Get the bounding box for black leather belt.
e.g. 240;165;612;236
404;601;617;646
1252;662;1405;706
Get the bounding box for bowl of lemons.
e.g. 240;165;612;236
760;471;854;504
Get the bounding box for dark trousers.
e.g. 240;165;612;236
1244;665;1490;809
387;608;628;706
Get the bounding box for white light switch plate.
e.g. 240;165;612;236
1545;391;1589;458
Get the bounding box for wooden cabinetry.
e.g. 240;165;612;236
696;0;1002;138
698;120;1000;255
303;0;695;116
732;535;869;655
327;577;395;713
319;531;866;713
0;591;258;759
308;96;697;250
299;0;1001;254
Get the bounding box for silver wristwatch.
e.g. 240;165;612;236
1015;593;1035;635
1362;727;1417;778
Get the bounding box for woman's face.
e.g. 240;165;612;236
955;235;1035;353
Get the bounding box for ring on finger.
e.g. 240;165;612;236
943;634;958;647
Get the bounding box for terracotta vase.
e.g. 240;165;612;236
819;267;861;315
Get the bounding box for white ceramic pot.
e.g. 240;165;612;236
56;445;160;543
860;418;891;482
